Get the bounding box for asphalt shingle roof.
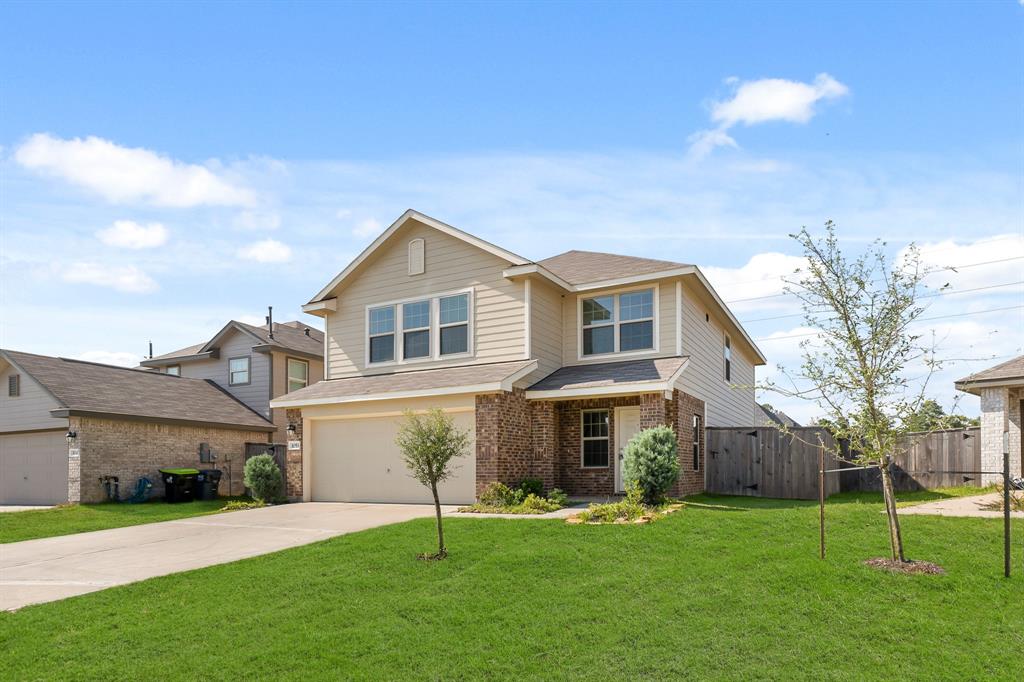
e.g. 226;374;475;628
3;350;275;431
149;321;323;362
955;355;1024;386
538;250;691;286
527;356;688;392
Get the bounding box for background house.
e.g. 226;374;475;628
139;319;325;442
274;210;766;504
0;350;275;505
955;355;1023;485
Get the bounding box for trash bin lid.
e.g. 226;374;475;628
158;468;200;476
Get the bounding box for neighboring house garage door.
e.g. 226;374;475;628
0;431;69;505
310;410;476;504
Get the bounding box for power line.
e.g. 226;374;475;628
724;255;1024;304
739;280;1024;323
753;304;1024;342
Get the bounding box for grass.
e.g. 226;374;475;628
1;489;1022;680
0;498;243;544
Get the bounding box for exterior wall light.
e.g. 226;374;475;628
66;430;78;444
286;423;297;438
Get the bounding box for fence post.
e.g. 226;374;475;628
1004;433;1011;578
819;444;826;560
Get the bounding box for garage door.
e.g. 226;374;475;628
0;431;69;505
310;411;476;504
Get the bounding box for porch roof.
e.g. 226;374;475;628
955;354;1024;395
270;359;538;408
525;356;689;400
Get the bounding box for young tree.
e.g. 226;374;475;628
765;222;943;564
395;408;471;559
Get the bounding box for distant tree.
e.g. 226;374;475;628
395;409;471;560
903;399;979;432
764;222;945;564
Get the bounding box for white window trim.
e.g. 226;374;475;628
401;298;432;361
165;365;180;376
287;357;309;392
364;287;475;367
228;356;251;386
724;332;732;383
576;283;660;362
580;408;611;469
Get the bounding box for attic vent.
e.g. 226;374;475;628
8;374;19;397
408;238;425;276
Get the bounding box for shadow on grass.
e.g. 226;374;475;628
681;487;994;512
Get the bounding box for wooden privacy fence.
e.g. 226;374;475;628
706;426;982;499
706;427;840;500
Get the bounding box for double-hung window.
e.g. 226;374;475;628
367;290;473;365
581;410;610;467
228;357;250;385
368;306;396;363
287;358;309;392
165;365;180;376
581;288;655;357
439;293;469;356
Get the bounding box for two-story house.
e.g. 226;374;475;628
141;319;325;442
271;210;766;504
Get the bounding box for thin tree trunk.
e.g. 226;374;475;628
431;482;446;558
879;456;906;563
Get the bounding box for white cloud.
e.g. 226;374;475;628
704;252;809;312
62;262;158;293
96;220;168;249
237;239;292;263
14;133;255;207
901;233;1024;292
233;210;281;231
688;73;849;160
351;218;381;238
76;350;141;367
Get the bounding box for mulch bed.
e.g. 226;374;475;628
863;558;946;575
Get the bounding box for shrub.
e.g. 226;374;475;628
519;493;561;514
547;488;568;507
464;483;568;514
517;477;544;498
578;486;646;523
243;454;282;502
479;482;524;507
221;499;266;512
622;426;680;504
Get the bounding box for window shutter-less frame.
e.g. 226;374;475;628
408;238;425;276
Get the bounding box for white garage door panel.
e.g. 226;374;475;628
311;411;475;504
0;431;69;505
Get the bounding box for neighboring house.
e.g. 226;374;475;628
955;355;1023;485
139;320;324;442
756;403;802;429
0;350;275;505
272;209;767;504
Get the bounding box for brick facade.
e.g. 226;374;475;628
979;387;1023;485
474;389;533;496
285;409;303;500
69;416;270;503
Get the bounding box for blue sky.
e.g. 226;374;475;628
1;1;1022;421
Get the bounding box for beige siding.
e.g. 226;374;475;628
561;279;679;366
529;277;564;380
0;359;68;433
677;278;757;426
324;219;526;377
269;352;324;441
177;329;271;418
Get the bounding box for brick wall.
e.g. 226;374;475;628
71;416;270;503
672;390;706;497
475;389;533;496
980;387;1008;485
285;408;303;500
554;396;641;495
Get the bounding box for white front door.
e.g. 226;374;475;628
614;407;642;493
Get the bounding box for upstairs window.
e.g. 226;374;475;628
165;365;180;376
8;374;20;397
287;358;309;392
439;293;469;356
724;335;732;382
229;356;250;385
368;305;396;363
580;288;656;357
402;300;431;359
367;289;474;365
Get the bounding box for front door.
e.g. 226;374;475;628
615;407;642;493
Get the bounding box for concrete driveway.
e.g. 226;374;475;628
1;502;454;611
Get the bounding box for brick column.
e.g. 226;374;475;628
530;401;557;490
1009;390;1022;478
285;409;303;500
639;392;668;429
67;416;81;504
980;387;1009;485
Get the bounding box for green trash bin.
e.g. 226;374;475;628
159;468;200;503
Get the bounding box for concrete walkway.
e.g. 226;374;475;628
900;492;1024;519
0;502;454;611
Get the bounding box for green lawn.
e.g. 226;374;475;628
1;490;1022;680
0;499;240;544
